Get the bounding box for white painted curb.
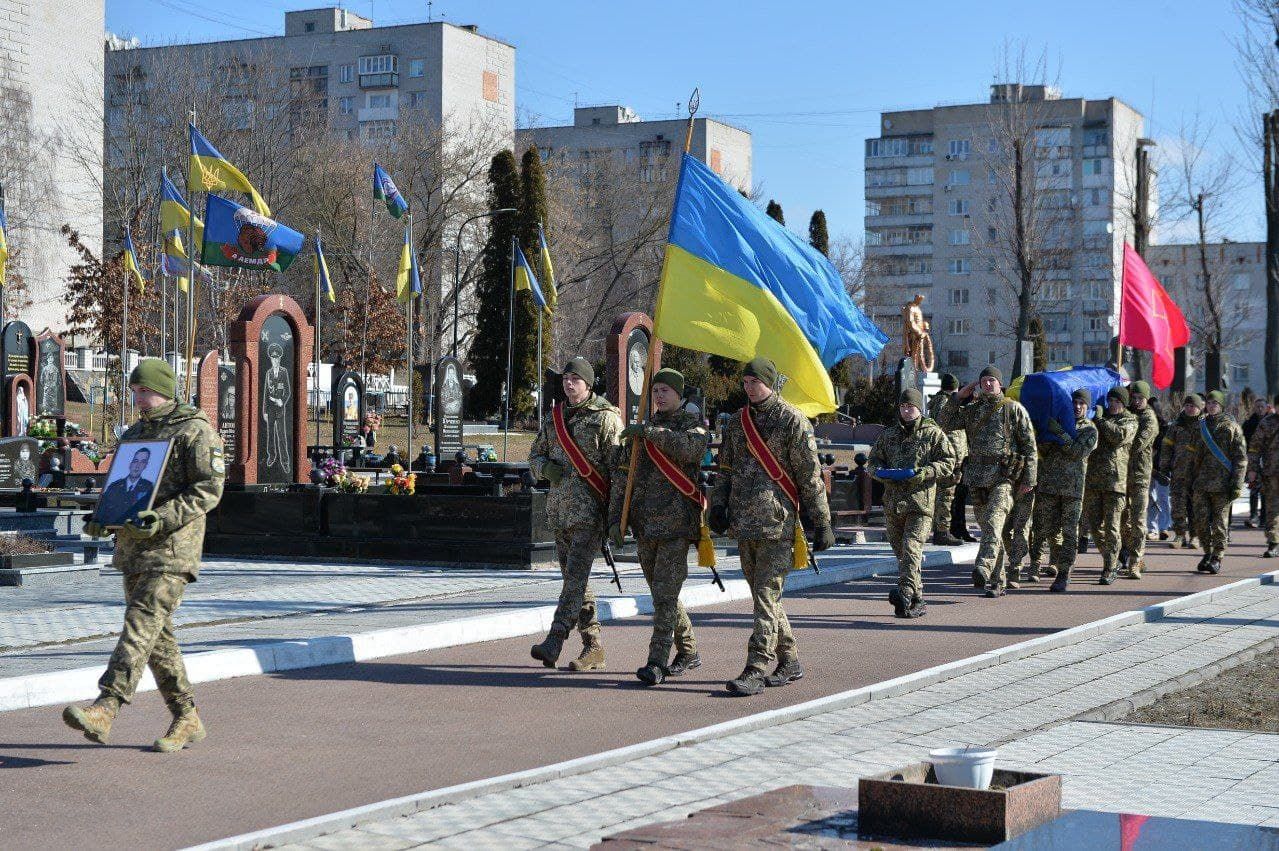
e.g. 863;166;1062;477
189;567;1279;851
0;545;969;714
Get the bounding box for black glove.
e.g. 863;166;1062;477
812;525;836;552
708;504;730;535
1046;417;1065;437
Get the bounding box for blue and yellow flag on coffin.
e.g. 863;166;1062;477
394;222;421;303
189;124;270;216
314;234;335;303
373;163;409;219
200;194;303;272
513;240;549;315
161;168;204;245
654;155;888;415
536;223;557;313
122;227;146;293
0;199;8;288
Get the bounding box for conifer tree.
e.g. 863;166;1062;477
515;146;552;418
808;210;830;256
469;150;520;418
765;199;785;225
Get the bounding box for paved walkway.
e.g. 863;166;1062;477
265;580;1279;850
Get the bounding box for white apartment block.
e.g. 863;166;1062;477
863;84;1146;377
517;105;752;193
1146;240;1266;394
0;0;104;334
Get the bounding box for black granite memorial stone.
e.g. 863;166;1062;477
894;357;918;399
218;363;237;452
433;356;464;463
33;333;66;418
622;326;649;425
1;321;32;435
257;314;295;483
331;370;364;450
0;437;41;488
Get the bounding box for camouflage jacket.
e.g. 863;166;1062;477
1248;412;1279;481
1036;416;1097;498
112;401;225;581
1159;412;1201;481
709;393;830;541
609;407;708;541
529;393;623;532
1085;410;1138;495
1126;405;1159;492
938;392;1037;489
1192;413;1247;495
867;417;955;516
927;391;968;463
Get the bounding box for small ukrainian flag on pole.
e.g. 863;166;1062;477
513;240;549;316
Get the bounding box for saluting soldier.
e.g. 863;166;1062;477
1247;395;1279;558
1161;393;1204;549
62;359;225;753
1027;388;1098;591
609;368;708;686
937;366;1037;598
709;357;833;696
868;389;955;617
1120;380;1159;579
927;373;966;546
1083;386;1139;585
1191;390;1247;575
529;358;623;671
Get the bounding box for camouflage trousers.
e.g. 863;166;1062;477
636;538;696;666
1263;478;1279;546
1192;491;1234;557
551;526;602;638
1083;490;1126;571
1122;474;1154;562
98;572;194;715
991;488;1035;586
1029;493;1083;577
932;476;956;534
1169;473;1194;535
885;507;931;602
739;538;796;672
970;482;1015;586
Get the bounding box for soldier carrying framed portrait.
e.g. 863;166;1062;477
93;438;174;528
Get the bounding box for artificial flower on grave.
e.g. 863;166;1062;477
334;469;370;493
387;463;416;496
342;432;365;449
27;418;57;439
317;455;347;487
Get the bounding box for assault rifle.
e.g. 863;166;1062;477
601;539;623;592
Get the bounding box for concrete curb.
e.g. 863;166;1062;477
0;545;965;714
190;568;1279;851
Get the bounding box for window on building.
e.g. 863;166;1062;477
947;318;971;336
359;55;398;75
367;93;394;108
1085;188;1106;206
866;137;908;158
408;59;425;78
1042;281;1070;300
1083;220;1111;236
866;200;882;217
408;92;427;108
1087;316;1109;332
361;119;396;140
339;96;353;115
340;64;354;83
1083;128;1108;147
987;196;998;213
1084;158;1105;176
987;137;999;154
1048;343;1071;364
905;167;934;186
1036;127;1070;148
949;228;970;245
867;169;903;188
1233;272;1251;291
947;350;970;369
1232;363;1250;384
1084;344;1110;364
948;198;969;215
1042;312;1070;333
305;21;315;32
949;287;970;305
1082;280;1108;300
948;139;970;157
948;259;972;275
987;226;997;242
988;318;998;334
948;169;970;186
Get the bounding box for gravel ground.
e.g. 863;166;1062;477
1124;647;1279;733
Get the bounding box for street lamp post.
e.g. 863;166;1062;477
452;208;517;359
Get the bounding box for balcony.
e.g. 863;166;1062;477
360;72;399;89
866;242;932;256
1083;329;1112;344
358;105;399;122
865;184;933;199
864;213;932;228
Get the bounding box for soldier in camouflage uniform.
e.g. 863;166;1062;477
1083;386;1138;585
1161;394;1203;549
709;357;833;696
994;481;1034;590
938;365;1037;598
609;368;708;686
928;374;966;546
529;357;623;671
62;359;225;753
1120;381;1160;579
1191;390;1247;574
1028;389;1098;591
868;388;955;618
1247;396;1279;558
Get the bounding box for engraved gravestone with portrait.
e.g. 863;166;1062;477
0;437;40;487
257;314;295;483
331;369;365;450
33;331;67;418
606;313;662;426
433;356;464;462
1;320;32;435
218;363;237;452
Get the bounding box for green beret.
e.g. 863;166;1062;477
742;356;778;389
563;356;594;387
651;367;684;396
128;358;177;400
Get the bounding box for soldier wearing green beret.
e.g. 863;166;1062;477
62;358;225;753
1119;380;1160;579
1191;390;1247;574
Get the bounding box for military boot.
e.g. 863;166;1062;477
1205;556;1222;575
1023;563;1042;583
1188;536;1200;549
765;658;804;687
1049;569;1070;593
726;667;766;696
1040;564;1058;578
154;708;206;753
530;626;568;668
61;698;117;744
1098;562;1117;585
1194;554;1211;573
666;651;701;677
568;635;606;671
971;566;989;589
1078;534;1090;554
888;587;907;617
1117;550;1130;575
1264;544;1279;559
932;530;963;546
903;597;927;618
636;663;666;687
1124;559;1144;580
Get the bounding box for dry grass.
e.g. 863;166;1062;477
0;534;54;556
1124;647;1279;733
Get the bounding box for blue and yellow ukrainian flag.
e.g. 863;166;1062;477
122;227;146;293
395;221;421;304
513;240;549;315
536;223;557;313
161;167;204;245
654;155;887;415
0;199;8;288
314;234;335;303
163;232;190;292
188;123;270;216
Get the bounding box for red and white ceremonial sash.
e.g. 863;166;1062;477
740;407;799;507
643;438;706;510
552;402;609;502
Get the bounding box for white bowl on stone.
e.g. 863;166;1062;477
929;746;998;790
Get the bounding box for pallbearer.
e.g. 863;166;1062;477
927;373;966;546
1120;381;1159;579
1084;387;1138;585
609;368;708;686
1161;394;1204;549
1191;391;1247;575
1028;388;1097;591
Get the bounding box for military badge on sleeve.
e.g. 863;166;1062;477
210;446;226;475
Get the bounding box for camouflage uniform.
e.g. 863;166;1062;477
710;393;828;673
1161;411;1202;538
1249;412;1279;549
98;401;225;714
1083;409;1138;579
609;407;708;667
927;391;967;535
1191;411;1247;560
868;415;955;603
939;392;1038;591
529;393;623;641
1029;416;1098;583
1121;404;1160;573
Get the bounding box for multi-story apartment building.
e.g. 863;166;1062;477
0;0;104;333
1146;240;1266;394
863;85;1146;376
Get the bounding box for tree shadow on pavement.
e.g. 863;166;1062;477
268;660;722;693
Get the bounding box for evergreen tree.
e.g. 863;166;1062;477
514;146;551;418
808;210;830;257
765;199;785;225
469;150;520;418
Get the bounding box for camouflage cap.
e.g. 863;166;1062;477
128;358;177;399
651;367;685;396
742;356;779;389
562;356;594;386
940;373;958;391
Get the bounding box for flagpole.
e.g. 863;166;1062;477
361;190;374;385
1115;245;1126;370
186;109;198;401
536;311;543;424
620;88;698;535
315;228;323;454
406;212;415;460
503;234;516;461
120;226;130;430
153;168;163;360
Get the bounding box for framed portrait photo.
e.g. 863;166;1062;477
93;438;174;529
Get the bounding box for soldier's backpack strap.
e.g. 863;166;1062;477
552;402;609;502
1199;419;1233;473
740;406;809;569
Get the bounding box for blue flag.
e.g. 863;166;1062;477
200;194;304;272
373;163;409;219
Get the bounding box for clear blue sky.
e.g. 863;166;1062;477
108;0;1259;245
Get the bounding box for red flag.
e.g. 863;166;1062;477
1120;243;1190;390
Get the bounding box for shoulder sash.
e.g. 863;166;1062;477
643;438;706;509
1199;418;1233;473
740;406;799;507
552;402;609;501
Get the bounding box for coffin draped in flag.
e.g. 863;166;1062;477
654;154;887;415
200;194;303;272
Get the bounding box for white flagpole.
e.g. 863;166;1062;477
503;235;515;461
406;212;415;459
